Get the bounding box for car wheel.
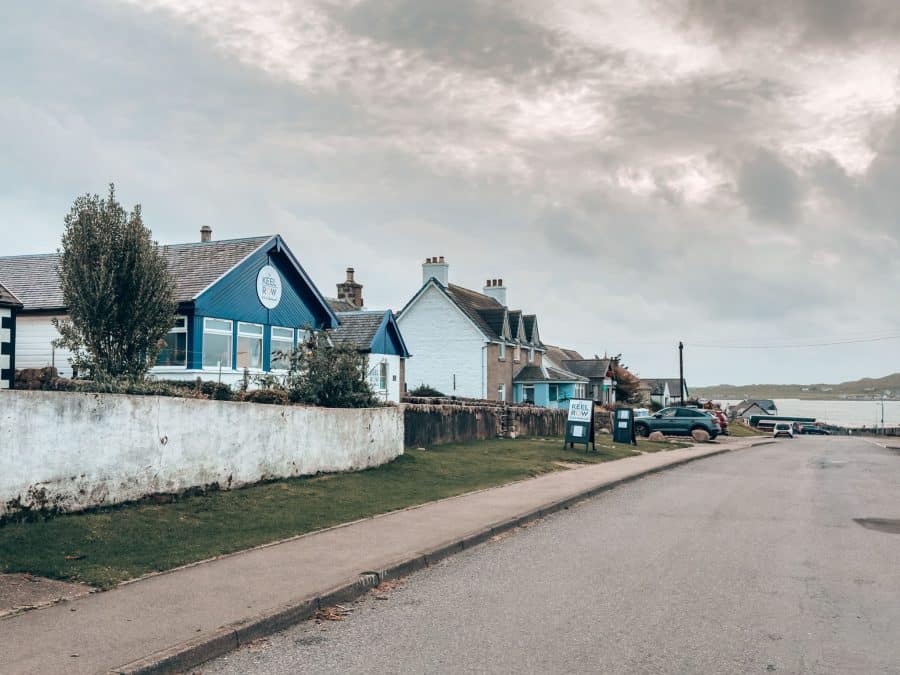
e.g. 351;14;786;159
635;423;650;438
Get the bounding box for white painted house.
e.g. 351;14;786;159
397;257;582;406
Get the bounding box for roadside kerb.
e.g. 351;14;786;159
110;438;766;675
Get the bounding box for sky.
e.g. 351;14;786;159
2;0;900;386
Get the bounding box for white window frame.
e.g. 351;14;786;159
498;383;506;402
156;315;188;367
514;344;521;363
237;322;264;370
523;385;535;403
378;361;388;390
499;343;506;361
202;318;234;369
270;326;294;371
528;347;534;363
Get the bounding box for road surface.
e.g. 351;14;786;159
205;437;900;674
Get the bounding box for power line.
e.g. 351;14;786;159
689;334;900;350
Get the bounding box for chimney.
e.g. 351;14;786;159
336;266;364;308
422;256;449;286
200;225;212;242
483;278;507;306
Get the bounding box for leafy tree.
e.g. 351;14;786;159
53;184;175;380
612;359;644;405
285;331;376;407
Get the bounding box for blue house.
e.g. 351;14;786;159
0;230;339;385
513;363;588;410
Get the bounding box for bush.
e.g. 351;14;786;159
241;388;290;405
409;384;445;397
285;332;375;408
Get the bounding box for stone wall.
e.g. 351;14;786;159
0;390;403;518
403;397;567;447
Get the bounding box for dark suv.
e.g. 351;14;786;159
634;407;721;439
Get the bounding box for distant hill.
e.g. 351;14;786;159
693;373;900;401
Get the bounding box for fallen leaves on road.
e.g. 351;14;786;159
314;605;353;622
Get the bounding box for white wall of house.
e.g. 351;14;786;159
15;314;73;377
0;390;404;517
398;284;486;398
366;353;403;403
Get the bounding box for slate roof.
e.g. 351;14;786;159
329;311;385;350
562;358;613;380
0;236;272;310
507;310;523;338
0;281;22;307
445;283;505;338
328;298;360;313
522;315;539;344
514;364;588;383
735;399;777;415
642;378;688;396
543;345;583;368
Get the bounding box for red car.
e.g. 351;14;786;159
705;409;728;434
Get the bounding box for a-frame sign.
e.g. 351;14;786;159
565;398;595;451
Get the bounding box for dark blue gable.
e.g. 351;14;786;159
370;312;411;358
185;236;338;371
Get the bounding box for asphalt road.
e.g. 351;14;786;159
205;437;900;674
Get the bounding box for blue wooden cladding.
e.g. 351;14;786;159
180;236;338;372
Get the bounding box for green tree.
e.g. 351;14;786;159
285;331;376;407
53;184;175;380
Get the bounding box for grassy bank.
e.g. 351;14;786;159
0;437;673;588
726;421;767;437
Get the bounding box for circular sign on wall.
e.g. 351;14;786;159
256;265;282;309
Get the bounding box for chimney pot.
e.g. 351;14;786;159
346;267;355;282
499;278;503;286
439;256;445;262
200;225;212;242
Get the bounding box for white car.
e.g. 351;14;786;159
773;422;794;439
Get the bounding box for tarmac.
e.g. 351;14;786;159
0;438;765;675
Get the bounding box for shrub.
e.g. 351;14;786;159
285;331;375;408
242;388;290;405
409;384;445;397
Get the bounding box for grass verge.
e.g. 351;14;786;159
725;421;767;438
0;437;663;588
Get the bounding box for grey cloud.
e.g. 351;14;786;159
736;148;802;224
326;0;559;73
681;0;900;47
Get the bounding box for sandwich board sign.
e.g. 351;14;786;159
565;398;595;451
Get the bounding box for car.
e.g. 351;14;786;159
799;424;830;435
634;407;720;439
773;422;794;439
704;409;729;434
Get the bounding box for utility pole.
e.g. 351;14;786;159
678;341;684;406
881;392;885;435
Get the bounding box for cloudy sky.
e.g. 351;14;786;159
3;0;900;386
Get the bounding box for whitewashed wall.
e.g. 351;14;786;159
0;391;403;517
15;314;74;377
398;284;486;398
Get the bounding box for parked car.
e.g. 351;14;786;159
799;424;830;435
704;409;729;434
634;407;720;439
773;422;794;439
